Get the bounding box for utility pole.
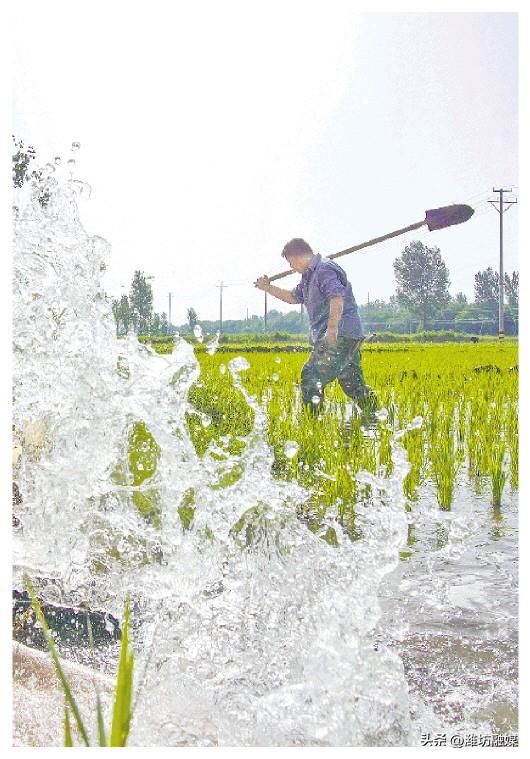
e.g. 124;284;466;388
488;188;517;339
216;281;226;334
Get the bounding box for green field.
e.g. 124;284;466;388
117;341;518;549
173;343;518;532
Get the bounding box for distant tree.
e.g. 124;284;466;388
150;312;162;336
474;267;499;311
12;136;50;206
119;294;132;334
393;241;451;330
111;294;133;335
12;137;38;188
360;298;412;324
160;312;169;336
129;271;153;334
265;308;309;333
454;303;496;335
111;298;120;336
474;268;518;312
434;294;471;326
504;271;519;307
187;307;198;331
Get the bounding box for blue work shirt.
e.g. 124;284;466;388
291;254;364;343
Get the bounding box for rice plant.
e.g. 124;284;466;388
150;341;518;520
24;575;135;747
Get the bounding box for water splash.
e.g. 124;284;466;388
13;158;417;746
284;441;299;459
206;330;220;355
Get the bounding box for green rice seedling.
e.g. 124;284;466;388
401;427;426;502
466;390;492;485
186;362;254;456
110;421;162;527
400;524;419;560
488;443;508;507
190;342;517;522
506;402;518;490
377;424;393;476
24;576;135;747
455;398;467;461
427;402;464;509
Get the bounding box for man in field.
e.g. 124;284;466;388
255;238;377;416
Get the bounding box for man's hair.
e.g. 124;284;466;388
281;238;313;258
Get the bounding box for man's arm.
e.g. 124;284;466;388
325;295;344;345
254;276;298;304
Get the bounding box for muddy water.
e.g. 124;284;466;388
377;482;518;740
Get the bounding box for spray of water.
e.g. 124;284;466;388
13;155;416;746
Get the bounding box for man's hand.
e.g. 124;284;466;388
254;275;271;292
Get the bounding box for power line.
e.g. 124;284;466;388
461;188;492;205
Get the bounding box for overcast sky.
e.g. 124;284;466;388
12;5;518;325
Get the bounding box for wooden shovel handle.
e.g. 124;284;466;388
268;219;426;282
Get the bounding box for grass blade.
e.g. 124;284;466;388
110;598;134;746
96;695;108;746
64;704;73;747
24;574;91;747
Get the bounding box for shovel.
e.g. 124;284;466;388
267;203;474;282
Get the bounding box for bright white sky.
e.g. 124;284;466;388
12;4;518;325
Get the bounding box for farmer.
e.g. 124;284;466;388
254;238;377;415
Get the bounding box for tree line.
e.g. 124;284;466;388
12;139;517;337
112;242;518;337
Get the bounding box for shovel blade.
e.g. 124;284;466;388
425;204;475;231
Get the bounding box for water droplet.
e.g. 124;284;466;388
375;408;389;421
71;141;81;151
275;357;281;364
311;395;321;405
70;179;92;199
206;331;220;355
357;470;378;487
54;156;61;165
228;356;250;374
284;440;299;459
105;617;116;634
272;373;279;382
219;364;226;375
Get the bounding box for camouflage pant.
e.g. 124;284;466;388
301;337;377;412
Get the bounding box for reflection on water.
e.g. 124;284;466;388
378;482;518;739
